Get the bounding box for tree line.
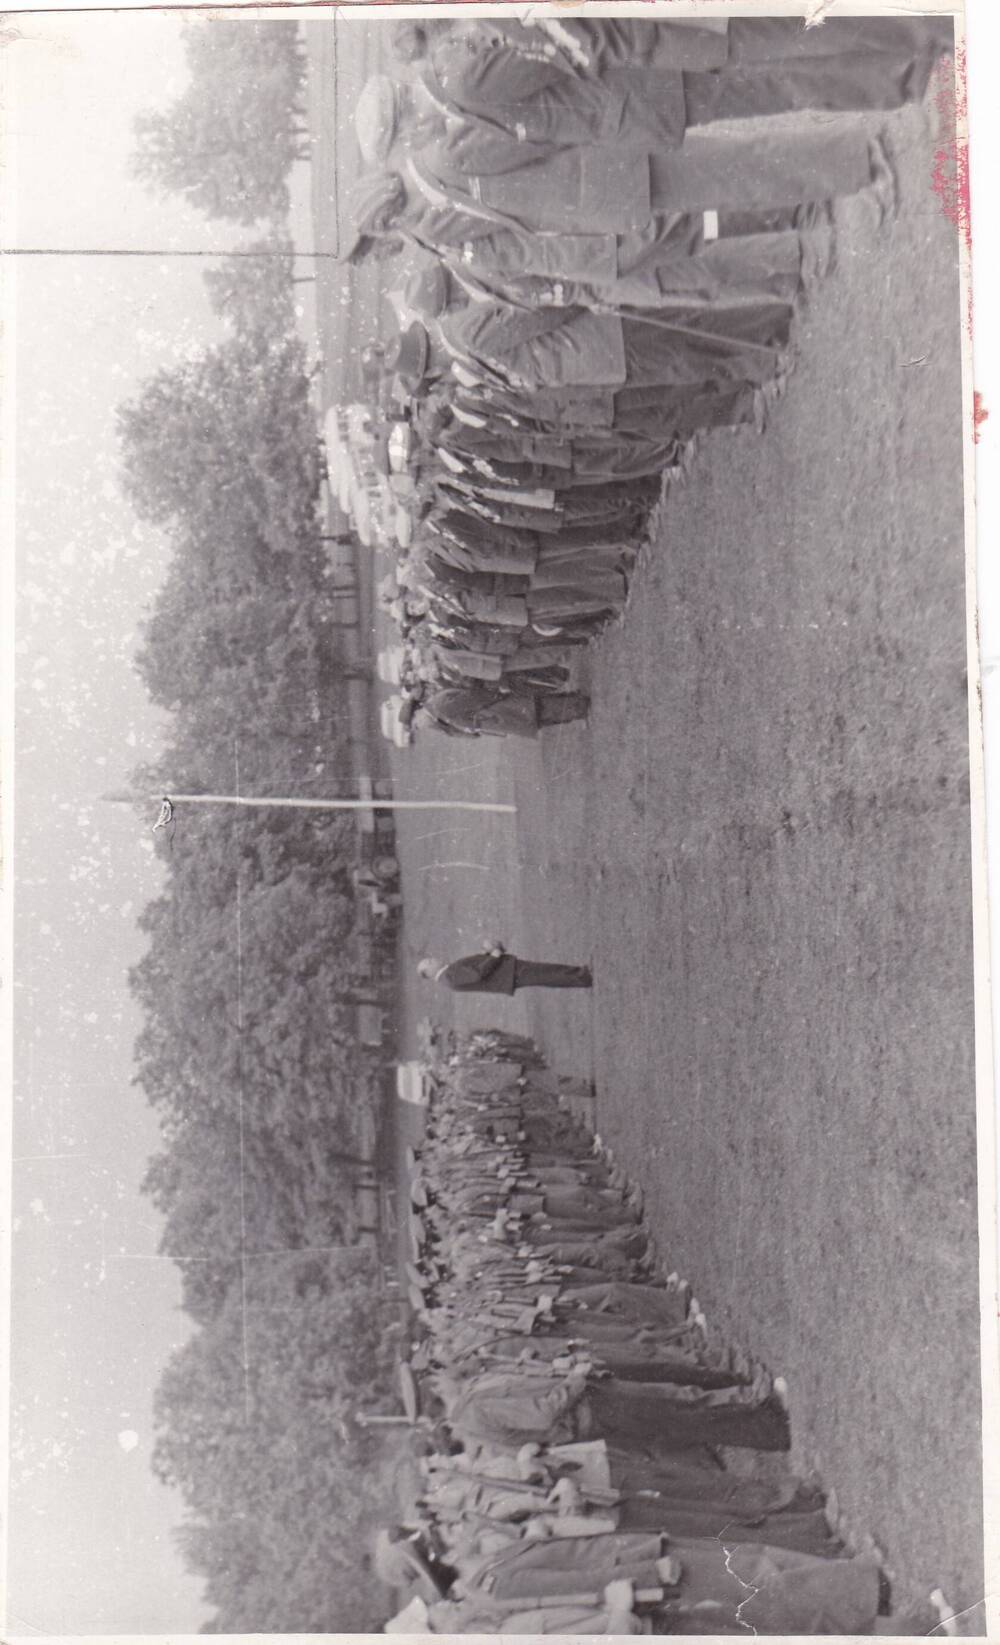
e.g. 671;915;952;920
123;34;402;1629
133;21;309;226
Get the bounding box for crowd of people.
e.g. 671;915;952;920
334;13;954;741
376;1028;950;1634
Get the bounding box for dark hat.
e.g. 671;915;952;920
384;322;430;386
405;263;450;320
338;171;406;263
355;76;399;166
373;1529;443;1599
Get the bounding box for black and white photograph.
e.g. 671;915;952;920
4;1;997;1637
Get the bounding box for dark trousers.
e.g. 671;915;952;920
622;313;788;391
534;695;591;730
727;16;953;62
512;958;593;989
585;1379;791;1453
684;53;936;124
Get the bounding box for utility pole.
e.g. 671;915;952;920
353;1413;415;1428
1;247;339;259
102;790;516;820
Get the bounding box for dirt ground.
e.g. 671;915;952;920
383;94;984;1626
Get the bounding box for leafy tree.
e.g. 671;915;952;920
122;249;400;1632
204;235;300;335
132;22;307;225
154;1251;401;1630
116;329;321;542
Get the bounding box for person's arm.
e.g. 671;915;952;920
537;1370;588;1429
435;35;571;104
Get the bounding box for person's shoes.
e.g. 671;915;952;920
748;1368;775;1403
930;1588;960;1636
874;1589;957;1637
625;1182;644;1214
727;1346;755;1381
800;217;837;287
868;132;900;226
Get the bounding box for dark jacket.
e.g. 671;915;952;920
440;950;519;994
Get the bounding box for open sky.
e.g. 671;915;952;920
5;13;247;1632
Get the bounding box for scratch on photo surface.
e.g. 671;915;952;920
929;1596;985;1634
433;761;495;778
418;860;488;872
721;1543;761;1634
233;741;252;1422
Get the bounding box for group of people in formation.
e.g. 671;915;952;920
339;13;954;742
377;1028;946;1635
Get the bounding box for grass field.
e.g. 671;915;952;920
305;32;984;1630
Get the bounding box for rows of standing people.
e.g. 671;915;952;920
338;14;954;742
377;1028;940;1634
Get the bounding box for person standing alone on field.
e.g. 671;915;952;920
418;942;592;993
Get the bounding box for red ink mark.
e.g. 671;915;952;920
929;46;973;340
931;46;970;251
974;392;989;443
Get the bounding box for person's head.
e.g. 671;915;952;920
355;75;401;166
355;76;432;168
421;400;451;442
391;21;428;62
417;957;441;980
339;170;407;265
405;264;451;323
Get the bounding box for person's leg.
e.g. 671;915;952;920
500;646;571;672
683;55;932;124
603;1359;751;1390
570;438;681;479
650;122;874;211
689;230;804;303
532;552;630;589
538;519;636;551
503;667;571;693
717;205;801;235
616;1494;840;1554
607;383;754;439
622;315;787;391
727;15;953;63
587;1380;791;1452
529;583;625;622
513;957;593;987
